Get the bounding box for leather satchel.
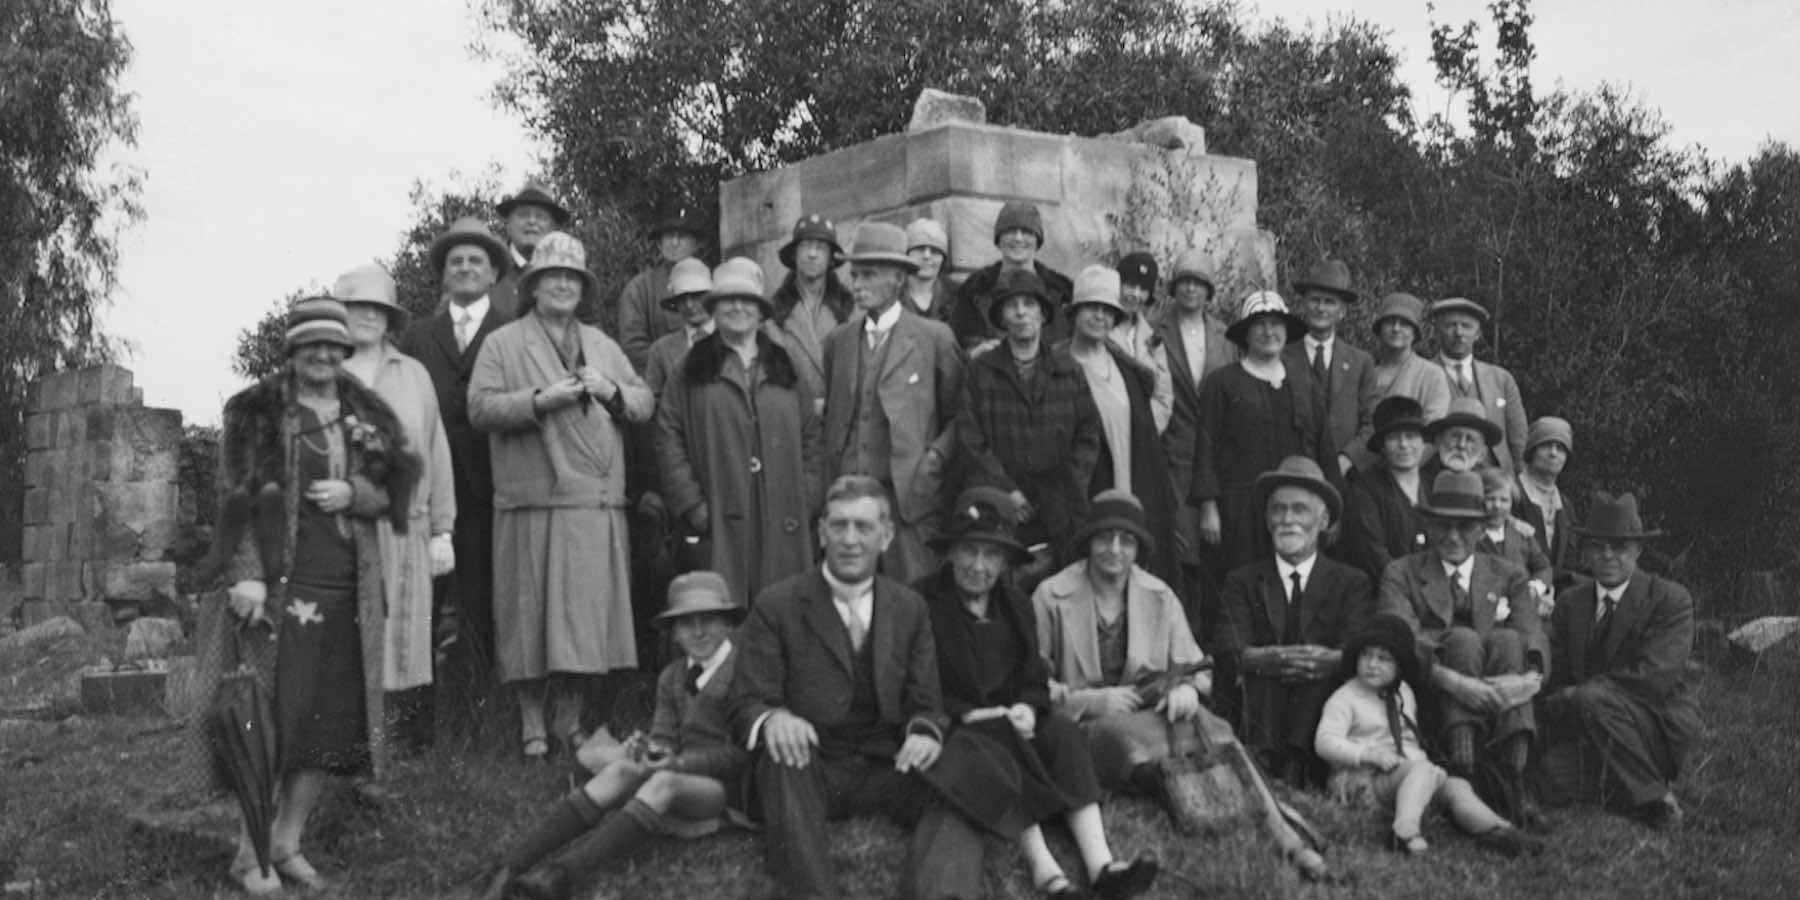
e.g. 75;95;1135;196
1152;709;1251;835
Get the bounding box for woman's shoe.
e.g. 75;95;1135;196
522;736;550;761
1091;856;1158;900
1038;873;1092;899
229;860;283;895
1386;830;1430;855
271;853;328;891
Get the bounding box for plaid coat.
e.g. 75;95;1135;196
955;344;1100;545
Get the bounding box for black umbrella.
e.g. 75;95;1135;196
205;632;279;879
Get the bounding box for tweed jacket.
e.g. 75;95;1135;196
915;568;1054;722
649;645;750;783
1218;555;1374;663
1283;338;1381;473
821;307;964;525
1436;355;1528;474
397;300;513;513
730;570;949;757
1032;562;1207;719
1377;550;1547;673
956;343;1102;541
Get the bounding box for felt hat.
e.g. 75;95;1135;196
1070;489;1156;558
704;257;773;317
648;203;705;242
517;232;600;313
284;296;355;355
495;180;572;225
1224;290;1305;347
905;217;949;255
1070;265;1127;326
845;221;919;272
655;571;745;624
1416;470;1488;521
1292;258;1358;303
1371;292;1426;337
1426;397;1503;447
1116;252;1159;297
1572;492;1666;541
992;201;1044;246
1525;416;1574;458
778;213;844;269
986;267;1056;331
929;487;1032;564
1428;296;1491;325
1336;613;1424;692
1168;249;1216;295
1253;455;1342;524
661;257;714;311
331;263;406;329
1367;395;1428;453
429;216;510;277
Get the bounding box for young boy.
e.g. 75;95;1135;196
1476;467;1555;615
1314;615;1543;858
479;572;748;900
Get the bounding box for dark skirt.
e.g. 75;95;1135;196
970;712;1100;826
276;581;370;776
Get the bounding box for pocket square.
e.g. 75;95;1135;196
908;372;920;384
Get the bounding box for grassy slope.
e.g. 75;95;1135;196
1;637;1796;899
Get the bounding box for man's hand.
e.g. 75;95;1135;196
893;733;942;773
685;502;710;535
1198;500;1222;546
1005;703;1037;739
428;534;455;577
305;479;354;514
763;710;819;769
227;580;266;622
1282;645;1339;681
636;492;667;524
1157;682;1202;722
1445;671;1505;714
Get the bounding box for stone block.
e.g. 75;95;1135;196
20;563;46;600
905;123;1066;206
46;561;89;601
23;450;55;487
53;409;87;448
717;166;802;252
31;370;81;413
21;524;67;563
88;561;176;602
908;88;987;132
22;488;50;525
9;607;78;638
76;364;136;406
71;600;111;633
798;133;910;223
25;413;55;450
118;406;185;447
80;666;167;716
87;441;181;482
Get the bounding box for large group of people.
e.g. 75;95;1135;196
194;182;1701;899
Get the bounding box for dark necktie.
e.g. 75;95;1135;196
1283;571;1304;644
1590;593;1617;652
1311;345;1330;424
1451;571;1471;623
685;662;703;695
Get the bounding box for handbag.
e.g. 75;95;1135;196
1152;714;1252;835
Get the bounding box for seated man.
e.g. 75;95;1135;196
1220;457;1374;788
1378;470;1545;785
1535;493;1699;830
479;572;749;900
730;475;991;900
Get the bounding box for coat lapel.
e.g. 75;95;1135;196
1469;555;1499;632
1600;574;1647;665
1259;562;1287;639
1122;575;1157;680
464;309;509;373
1299;562;1327;636
801;576;854;676
1062;584;1103;686
870;580;900;714
430;312;462;371
879;320;919;384
1419;554;1454;627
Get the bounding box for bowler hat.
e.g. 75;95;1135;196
1223;290;1305;347
1525;416;1574;459
1428;296;1491;325
992;201;1044;247
1168;250;1216;295
704;257;773;317
284;296;355;356
1070;265;1127;327
1426;397;1503;447
846;221;919;272
655;571;745;624
1371;292;1425;338
778;213;844;269
1253;455;1342;524
1416;470;1487;521
648;203;705;242
517;232;600;313
929;487;1032;565
496;180;572;225
661;257;714;311
331;263;406;330
1116;252;1159;297
1070;489;1156;559
1572;492;1665;541
429;216;510;277
1292;259;1359;303
1367;395;1428;454
905;218;949;256
986;268;1056;331
1336;614;1424;692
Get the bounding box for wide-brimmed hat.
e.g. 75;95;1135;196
661;257;714;311
905;217;948;255
929;487;1032;565
648;203;705;242
429;216;511;277
846;221;919;272
704;257;773;317
1428;296;1490;325
331;263;406;330
1371;292;1426;337
517;232;600;313
1168;249;1216;295
655;570;746;625
1292;258;1358;303
1426;396;1503;447
987;268;1056;330
284;296;355;355
993;201;1044;247
495;180;572;225
1525;416;1574;459
1572;492;1666;541
1070;489;1156;558
778;213;844;269
1367;395;1428;453
1070;265;1126;326
1116;252;1159;297
1337;613;1423;691
1416;470;1487;520
1224;290;1305;347
1253;455;1342;524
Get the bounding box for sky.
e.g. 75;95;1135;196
99;0;1798;426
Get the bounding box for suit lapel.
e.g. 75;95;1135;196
1601;574;1647;665
1566;587;1598;682
870;580;899;713
1163;322;1196;392
430;312;462;370
1299;562;1328;636
1419;554;1454;627
800;575;854;676
1469;555;1498;631
879;317;919;384
464;310;509;373
1259;562;1287;639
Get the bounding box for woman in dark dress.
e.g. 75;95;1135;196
1343;396;1430;583
917;488;1158;900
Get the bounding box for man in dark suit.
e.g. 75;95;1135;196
1284;259;1379;486
1219;456;1374;787
1536;493;1698;830
397;216;515;719
730;476;990;900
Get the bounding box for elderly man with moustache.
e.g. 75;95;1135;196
1429;297;1527;475
489;181;573;318
619;203;709;372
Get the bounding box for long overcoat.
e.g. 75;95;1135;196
956;344;1101;549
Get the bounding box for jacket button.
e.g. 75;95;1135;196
782;518;799;533
748;457;763;474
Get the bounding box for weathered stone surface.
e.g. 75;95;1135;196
23;449;56;487
0;565;21;626
92;482;180;558
70;600;111;634
118;407;185;447
124;617;184;660
87;441;181;483
19;565;46;602
40;562;88;602
1729;616;1800;655
87;561;177;602
0;615;84;652
32;370;80;413
24;412;55;450
76;364;135;407
908;88;987;132
21;488;50;526
20;524;67;564
1102;115;1208;154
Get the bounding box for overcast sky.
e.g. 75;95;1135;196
101;0;1798;425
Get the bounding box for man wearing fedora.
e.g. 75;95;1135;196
619;202;709;373
821;221;964;584
1378;470;1546;788
492;180;574;319
769;213;855;413
1535;493;1698;830
1429;297;1527;475
1423;396;1507;479
397;216;516;719
1220;456;1375;787
949;200;1075;350
480;572;751;900
730;475;992;900
1285;260;1380;484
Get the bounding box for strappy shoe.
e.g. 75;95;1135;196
271;853;327;891
1037;873;1092;900
1386;830;1429;855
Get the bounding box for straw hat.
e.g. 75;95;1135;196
331;264;405;330
1224;290;1305;347
1070;265;1126;326
662;258;714;311
1428;296;1491;325
517;232;600;312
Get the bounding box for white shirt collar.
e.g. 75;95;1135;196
453;295;491;324
1275;553;1318;594
1304;334;1335;356
864;302;902;336
1442;556;1475;585
509;244;530;269
821;565;874;628
688;639;733;690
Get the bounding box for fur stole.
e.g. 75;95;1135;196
681;331;800;390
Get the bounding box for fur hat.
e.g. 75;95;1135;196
992;201;1044;247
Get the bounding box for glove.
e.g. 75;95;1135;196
429;533;456;577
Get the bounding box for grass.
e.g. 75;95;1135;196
2;635;1798;899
